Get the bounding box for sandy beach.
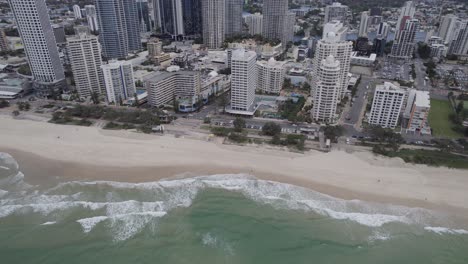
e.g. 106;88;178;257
1;115;468;216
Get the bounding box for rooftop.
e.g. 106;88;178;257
414;91;430;108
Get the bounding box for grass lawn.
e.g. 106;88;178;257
391;149;468;169
428;99;463;138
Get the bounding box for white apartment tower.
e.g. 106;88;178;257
390;18;419;59
358;11;369;37
256;58;285;94
202;0;225;49
85;5;99;32
396;1;416;30
101;61;136;105
67;31;104;99
438;14;458;45
448;19;468;56
230;49;257;112
369;82;405;129
312;29;352;99
244;13;263;35
73;4;82;19
312;55;341;123
324;2;349;24
323;20;347;40
8;0;65;94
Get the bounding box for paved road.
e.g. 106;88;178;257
341;76;373;136
414;59;432;91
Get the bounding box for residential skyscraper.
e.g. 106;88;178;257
438;14;458;45
101;61;136;105
84;5;99;32
396;1;416;30
202;0;225;49
244;13;263;35
369;82;405;129
67;30;104;99
324;2;348;24
405;90;431;135
95;0;141;59
358;11;369;37
230;49;257;113
323;20;347;40
182;0;202;37
8;0;65;94
312;55;341;123
448;19;468;55
282;12;296;45
312;28;352;99
390;18;418;59
73;4;82;19
136;0;152;32
256;58;285;94
225;0;243;37
262;0;288;42
376;22;389;38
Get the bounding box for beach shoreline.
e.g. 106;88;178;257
1;115;468;219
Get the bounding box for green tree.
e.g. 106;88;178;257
91;91;100;104
133;93;139;106
217;93;229;113
262;122;282;136
233;117;245;132
12;110;20;116
323;125;344;143
0;99;10;108
417;42;431;59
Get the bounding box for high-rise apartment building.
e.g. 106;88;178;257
390;18;418;59
358;11;369;37
262;0;288;42
84;5;99;32
324;2;348;24
376;22;389;39
369;82;405;129
282;12;296;45
256;58;285;94
202;0;225;49
323;20;347;40
73;4;82;19
8;0;65;94
448;19;468;56
95;0;141;59
230;49;257;112
396;1;416;30
438;14;458;45
225;0;243;37
244;13;263;35
136;0;152;32
312;27;352;99
312;55;341;123
67;31;104;99
101;61;136;104
155;0;202;38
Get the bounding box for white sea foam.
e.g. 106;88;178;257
41;221;57;226
201;232;234;255
1;174;464;241
424;226;468;235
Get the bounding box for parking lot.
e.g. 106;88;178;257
377;60;411;82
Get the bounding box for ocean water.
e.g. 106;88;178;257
1;153;468;263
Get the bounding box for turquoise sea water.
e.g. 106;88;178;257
1;152;467;263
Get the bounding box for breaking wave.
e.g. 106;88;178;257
1;153;467;241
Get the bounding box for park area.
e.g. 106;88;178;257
428;99;463;139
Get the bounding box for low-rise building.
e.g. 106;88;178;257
145;69;200;112
350;52;377;66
